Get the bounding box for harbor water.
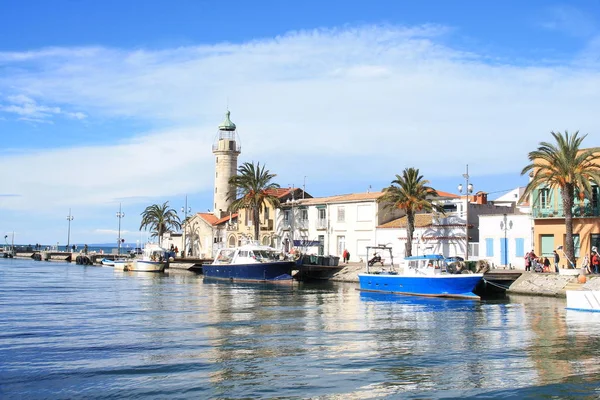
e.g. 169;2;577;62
2;258;600;399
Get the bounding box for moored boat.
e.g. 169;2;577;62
202;243;295;282
357;246;483;300
113;244;167;273
566;290;600;312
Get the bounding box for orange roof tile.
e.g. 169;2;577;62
214;213;238;225
297;192;384;206
197;212;219;225
378;214;434;229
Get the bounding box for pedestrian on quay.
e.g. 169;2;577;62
543;257;551;273
581;254;591;275
524;251;531;271
553;250;560;273
342;249;349;264
592;252;600;274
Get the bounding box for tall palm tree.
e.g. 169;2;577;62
228;162;281;241
521;131;600;266
139;201;181;246
377;167;445;257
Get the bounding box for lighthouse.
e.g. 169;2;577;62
213;110;241;218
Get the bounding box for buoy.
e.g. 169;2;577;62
578;274;587;284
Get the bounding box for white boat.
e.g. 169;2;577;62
566;290;600;312
113;244;167;273
101;258;115;266
358;246;484;300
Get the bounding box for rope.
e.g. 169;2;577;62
483;278;511;290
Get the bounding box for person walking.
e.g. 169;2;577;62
543;257;551;273
553;250;560;273
581;254;591;275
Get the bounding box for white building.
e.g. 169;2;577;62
275;192;402;261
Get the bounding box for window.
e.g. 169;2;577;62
300;209;308;221
283;210;290;222
264;207;270;220
318;208;326;220
318;235;325;256
229;141;235;151
485;238;494;257
336;235;346;256
215;172;218;178
540;234;554;256
515;238;525;257
337;206;345;222
540;188;550;209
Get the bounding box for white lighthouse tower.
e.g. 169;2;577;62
213;110;241;218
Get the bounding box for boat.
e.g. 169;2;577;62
113;244;167;273
566;290;600;312
357;246;484;300
202;243;295;282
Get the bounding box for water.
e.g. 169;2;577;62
2;258;600;399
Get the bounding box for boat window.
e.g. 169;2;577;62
217;249;235;264
239;250;249;257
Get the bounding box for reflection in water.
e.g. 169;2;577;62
3;259;600;398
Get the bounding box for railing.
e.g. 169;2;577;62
296;219;309;230
315;219;327;230
226;223;238;231
532;204;600;218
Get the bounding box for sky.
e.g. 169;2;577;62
1;0;600;246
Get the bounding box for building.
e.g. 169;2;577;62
212;110;240;219
275;191;402;261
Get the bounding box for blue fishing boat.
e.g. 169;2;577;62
358;246;483;300
202;243;295;282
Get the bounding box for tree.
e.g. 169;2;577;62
139;201;181;246
377;167;445;257
228;162;281;241
521;131;600;267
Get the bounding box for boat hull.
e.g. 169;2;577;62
202;261;294;282
114;260;166;272
358;273;483;299
566;290;600;312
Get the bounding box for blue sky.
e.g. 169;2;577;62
1;1;600;245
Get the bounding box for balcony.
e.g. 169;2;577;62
532;203;600;219
226;223;239;231
316;219;327;230
296;219;309;230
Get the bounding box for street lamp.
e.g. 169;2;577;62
457;164;474;261
500;213;513;267
286;187;298;250
66;209;74;251
116;203;125;255
181;195;192;258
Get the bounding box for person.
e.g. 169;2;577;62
592;252;600;274
83;244;88;254
581;254;590;275
170;244;175;252
543;257;551;273
524;251;531;271
553;250;560;273
174;246;178;255
72;244;75;252
342;249;349;264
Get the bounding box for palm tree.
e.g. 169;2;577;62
228;162;281;241
377;167;445;257
521;131;600;267
139;201;181;246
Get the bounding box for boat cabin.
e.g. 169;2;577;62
213;245;280;265
403;255;447;276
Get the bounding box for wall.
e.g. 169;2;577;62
479;213;532;269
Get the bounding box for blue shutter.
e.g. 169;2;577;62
515;238;524;257
500;238;508;265
486;238;494;257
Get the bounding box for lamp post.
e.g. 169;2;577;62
116;203;125;256
457;165;473;261
66;209;74;251
286;187;297;251
181;195;192;258
500;213;513;267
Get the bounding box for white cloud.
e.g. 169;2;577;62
0;24;600;243
0;94;86;122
